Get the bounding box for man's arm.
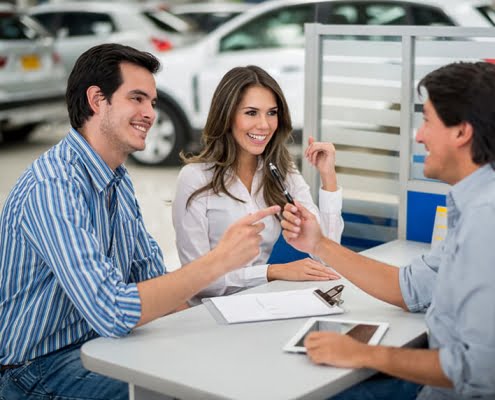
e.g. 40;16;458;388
136;206;280;326
305;332;452;387
282;202;407;309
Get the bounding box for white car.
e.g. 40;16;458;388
0;9;66;143
131;0;495;165
171;2;253;33
28;1;201;72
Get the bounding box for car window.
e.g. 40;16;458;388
59;12;116;37
411;5;454;26
30;12;60;35
363;4;408;25
181;11;243;33
324;4;359;24
0;14;45;40
142;10;194;34
477;5;495;26
219;4;315;52
323;2;409;25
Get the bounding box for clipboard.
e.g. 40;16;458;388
313;284;344;307
202;286;345;325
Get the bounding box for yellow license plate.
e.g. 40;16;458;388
21;55;41;71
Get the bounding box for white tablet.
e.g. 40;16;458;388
284;318;389;353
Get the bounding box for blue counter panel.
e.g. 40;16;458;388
407;191;446;243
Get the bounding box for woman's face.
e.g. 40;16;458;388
231;85;278;160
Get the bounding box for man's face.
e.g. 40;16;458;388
99;62;157;157
416;99;459;184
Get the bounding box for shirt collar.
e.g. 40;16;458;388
448;163;495;213
66;128;127;193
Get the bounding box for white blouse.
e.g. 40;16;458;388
172;161;344;305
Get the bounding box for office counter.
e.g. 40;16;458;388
81;239;430;400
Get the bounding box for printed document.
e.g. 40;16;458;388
203;288;343;324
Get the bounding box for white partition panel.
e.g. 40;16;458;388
304;25;495;250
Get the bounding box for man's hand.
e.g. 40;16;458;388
267;258;340;281
136;205;280;326
214;205;280;272
305;332;453;389
281;201;324;255
305;332;368;368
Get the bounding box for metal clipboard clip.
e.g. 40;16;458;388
314;284;344;308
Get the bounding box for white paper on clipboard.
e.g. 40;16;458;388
202;288;344;324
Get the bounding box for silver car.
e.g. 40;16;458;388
0;9;66;143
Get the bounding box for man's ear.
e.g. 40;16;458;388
455;121;474;148
87;86;104;114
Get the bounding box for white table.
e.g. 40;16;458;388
81;239;430;400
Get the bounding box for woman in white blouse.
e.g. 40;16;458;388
172;65;344;305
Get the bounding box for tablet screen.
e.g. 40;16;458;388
284;318;388;353
294;321;378;347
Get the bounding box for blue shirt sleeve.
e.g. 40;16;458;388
20;178;141;338
399;243;442;313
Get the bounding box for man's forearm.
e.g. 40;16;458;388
314;238;407;309
136;250;227;326
363;346;452;388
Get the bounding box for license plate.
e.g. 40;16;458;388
21;55;41;71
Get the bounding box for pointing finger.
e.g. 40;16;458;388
239;205;280;225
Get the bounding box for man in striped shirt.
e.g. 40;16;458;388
0;44;279;399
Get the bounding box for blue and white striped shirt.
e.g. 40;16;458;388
0;128;166;365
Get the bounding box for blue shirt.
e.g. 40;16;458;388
400;164;495;399
0;128;166;365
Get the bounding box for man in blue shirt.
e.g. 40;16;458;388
0;44;279;399
281;61;495;400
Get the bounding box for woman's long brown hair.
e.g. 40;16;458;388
181;65;295;210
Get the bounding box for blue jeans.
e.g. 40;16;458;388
331;375;423;400
0;343;127;400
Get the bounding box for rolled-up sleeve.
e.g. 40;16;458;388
437;206;495;397
20;179;141;337
399;243;443;313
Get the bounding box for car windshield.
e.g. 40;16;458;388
142;10;197;34
477;5;495;26
178;11;244;33
0;13;48;40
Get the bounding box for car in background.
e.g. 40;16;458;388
170;2;252;33
128;0;495;165
28;1;201;71
0;9;66;143
0;3;14;12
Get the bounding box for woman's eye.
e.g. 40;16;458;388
246;110;257;116
268;110;278;116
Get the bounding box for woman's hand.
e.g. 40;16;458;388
305;136;337;192
267;258;340;281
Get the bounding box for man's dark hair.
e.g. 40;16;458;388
418;61;495;166
66;43;160;129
